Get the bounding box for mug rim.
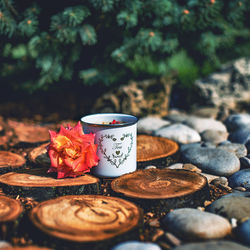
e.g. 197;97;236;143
81;113;138;128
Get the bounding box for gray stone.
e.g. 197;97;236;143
173;240;250;250
180;142;215;153
211;177;228;186
161;208;231;240
240;157;250;168
200;173;221;183
229;126;250;144
235;219;250;246
183;116;227;133
228;169;250;189
193;58;250;110
219;140;231;145
155;123;201;144
246;141;250;153
137;116;170;135
201;130;228;145
111;241;161;250
201;142;216;148
224;113;250;132
190;107;219;119
181;147;240;176
206;196;250;220
217;143;247;158
222;191;250;199
167;163;184;170
165;113;188;123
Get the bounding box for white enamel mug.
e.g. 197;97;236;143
81;113;138;178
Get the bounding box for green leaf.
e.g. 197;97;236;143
11;44;27;59
168;50;199;87
79;68;99;83
79;24;97;45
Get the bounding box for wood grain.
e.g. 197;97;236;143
0;151;26;174
137;135;178;162
111;168;209;213
29;195;142;243
0;168;100;201
0;196;23;222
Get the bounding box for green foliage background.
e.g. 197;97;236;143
0;0;249;92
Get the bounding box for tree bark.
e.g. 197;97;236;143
0;168;100;201
0;151;26;174
111;168;210;215
29;195;143;250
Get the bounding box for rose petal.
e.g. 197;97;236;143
48;148;60;168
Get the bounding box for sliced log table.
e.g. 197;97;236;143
28;143;50;167
0;195;23;239
0;151;26;174
137;135;179;168
111;168;210;214
29;195;143;249
8;120;50;145
0;168;100;201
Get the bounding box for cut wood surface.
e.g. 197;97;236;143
111;168;209;213
8;120;50;144
137;135;178;162
0;168;100;201
29;195;142;243
0;195;23;240
0;151;26;174
7;247;52;250
0;196;23;222
28;143;50;167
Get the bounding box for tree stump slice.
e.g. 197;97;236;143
111;168;210;214
0;151;26;174
137;135;179;168
7;246;52;250
29;195;142;249
0;118;14;149
8;120;50;145
0;195;23;239
0;168;100;201
28;143;50;167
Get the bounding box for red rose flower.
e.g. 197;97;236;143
47;121;99;178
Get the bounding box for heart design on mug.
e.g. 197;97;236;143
98;133;133;168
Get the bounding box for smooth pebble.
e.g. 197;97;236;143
161;208;231;240
228;169;250;189
217;143;247;158
235;219;250;246
155;123;201;144
173;240;250;250
200;129;228;144
224;114;250;131
181;147;240;176
183;116;227;133
111;241;161;250
137;116;170;135
206;196;250;220
229;126;250;144
240;157;250;168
